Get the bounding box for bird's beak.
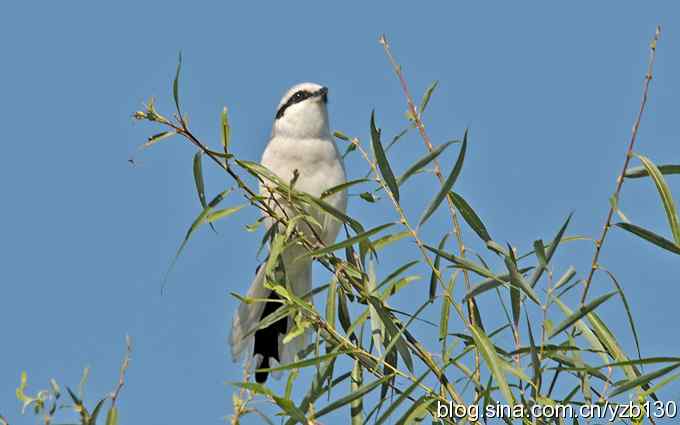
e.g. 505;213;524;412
315;86;328;103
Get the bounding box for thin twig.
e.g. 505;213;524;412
379;32;483;400
110;335;132;408
580;25;661;304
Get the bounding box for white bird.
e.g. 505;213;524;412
230;82;347;383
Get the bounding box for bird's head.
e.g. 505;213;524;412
272;82;330;138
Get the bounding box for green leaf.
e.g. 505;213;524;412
231;382;308;423
163;189;233;287
193;151;217;233
419;129;468;226
616;222;680;255
600;269;642;362
350;360;364;425
375;369;431;425
256;350;351;373
625;164;680;178
418;80;439;115
609;363;680;397
142;131;176;149
504;249;541;305
396;140;454;187
634;153;680;243
368;296;414;373
173;51;182;118
394;395;435;425
206;205;246;223
461;268;532;302
549;291;617;338
221;107;230;155
359;192;376;203
429;233;449;300
105;407;118;425
313;374;394;419
529;212;573;287
371;111;400;203
372;230;411;252
88;398;106;425
302;222;395;259
469;324;515;405
526;313;542;397
322;178;371;198
450;191;491;242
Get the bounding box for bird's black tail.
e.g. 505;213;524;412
253;290;288;383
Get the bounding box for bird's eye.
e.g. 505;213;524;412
292;91;306;101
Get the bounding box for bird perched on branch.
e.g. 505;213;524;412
230;82;347;383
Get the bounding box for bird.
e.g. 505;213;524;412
230;82;347;383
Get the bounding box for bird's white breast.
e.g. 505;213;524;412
261;135;347;245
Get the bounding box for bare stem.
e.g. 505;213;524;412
110;335;132;408
580;25;661;304
379;32;483;399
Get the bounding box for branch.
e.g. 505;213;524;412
581;25;661;304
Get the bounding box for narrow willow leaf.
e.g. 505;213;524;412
286;364;349;425
231;382;308;423
173;52;182;117
256;350;351;373
395;395;435;425
206;205;245;223
313;374;394;419
368;296;414;373
221;107;230;155
418;80;439;115
303;222;395;259
529;212;573;287
419;129;468;226
469;324;515;405
326;277;337;331
105;407;118;425
600;269;642;362
450;191;491;242
236;159;284;185
610;363;680;397
379;299;429;373
359;192;376;203
424;244;498;280
526;313;541;397
461;268;532;302
634;153;680;243
334;130;350;141
439;272;456;343
554;266;576;290
367;262;384;356
625;164;680;178
430;233;450;300
396;140;454;187
371;111;400;202
193;151;216;233
142;131;176;149
164;189;232;285
616;222;680;255
375;369;430;425
89;398;106;425
322;178;371;198
637;371;680;400
587;311;642;382
549;292;617;338
504;252;541;305
350;360;364;425
373;230;411;252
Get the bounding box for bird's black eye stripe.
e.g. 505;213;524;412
276;90;312;119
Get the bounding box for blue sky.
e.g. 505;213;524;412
1;2;679;424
